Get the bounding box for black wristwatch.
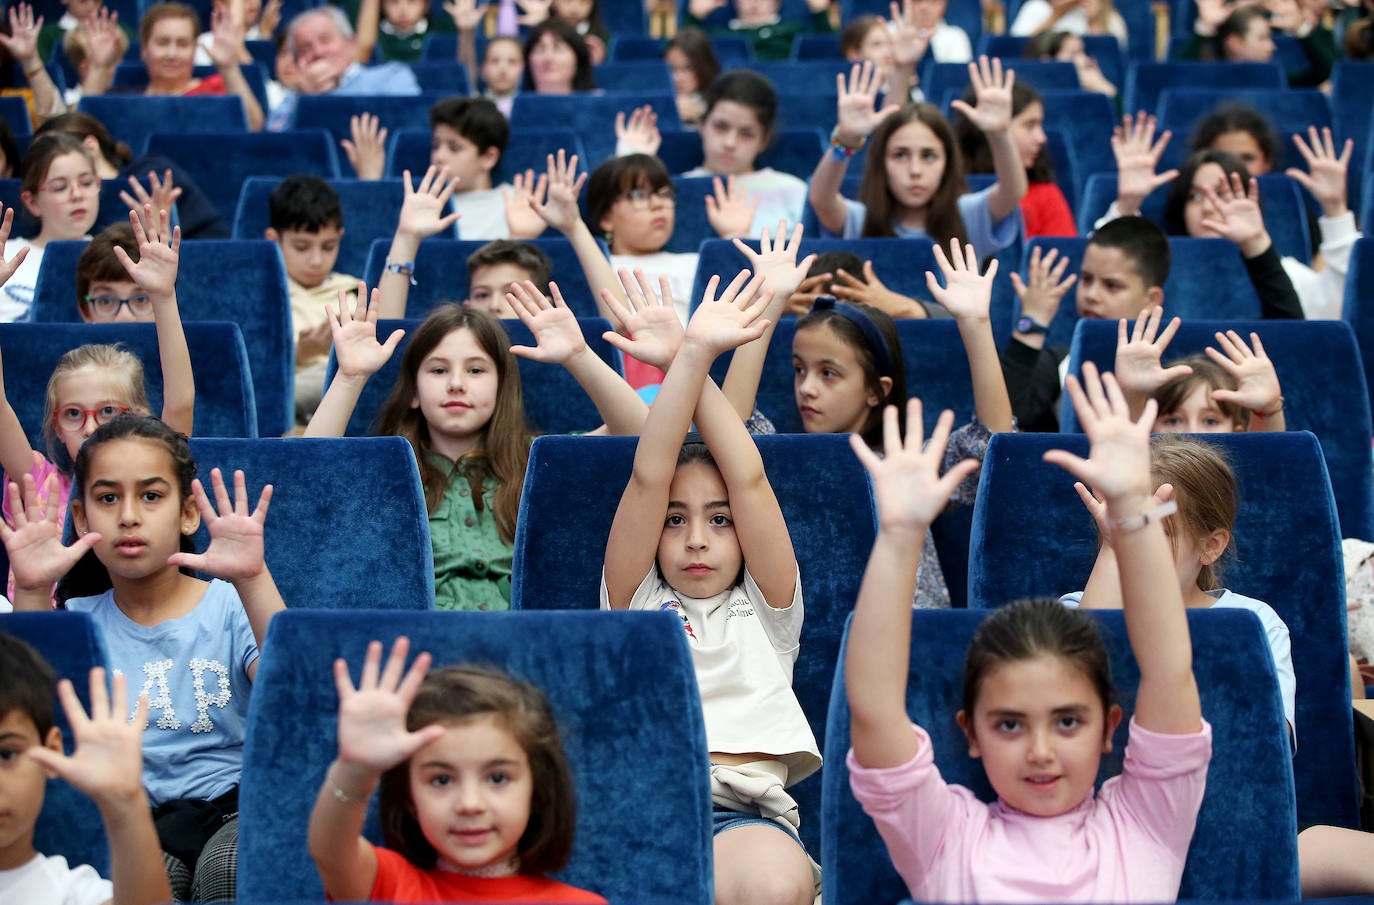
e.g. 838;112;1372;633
1015;316;1050;336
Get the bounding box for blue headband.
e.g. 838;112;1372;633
811;297;894;378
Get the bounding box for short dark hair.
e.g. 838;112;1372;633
1190;104;1278;169
808;250;864;280
1086;216;1171;290
1163;149;1250;239
429;96;510;157
585;153;671;235
702;69;779;136
0;634;58;739
466;240;552;293
268;174;343;233
1215;6;1269;59
76;223;139;310
379;664;578;875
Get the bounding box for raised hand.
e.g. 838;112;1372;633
850;399;980;533
27;670;147;807
1199;171;1270;257
166;468;271;580
1043;362;1154;504
207;3;248;68
925;238;997;321
515;0;551;25
785;271;831;316
341;113;388;180
0;205;31;286
442;0;488;30
705;175;758;239
1111;112;1177;215
888;0;932;66
119;170;182;222
530;150;587;235
1009;244;1076;325
683;269;772;355
732;221;814;303
0;4;42;66
834;60;900;148
396;166;460;240
258;0;282;35
502;168;549;239
114;204;180;299
3;473;102;592
599;268;685;370
1113;305;1192;398
1074;480;1174;544
687;0;727;18
333;637;446;775
1194;0;1230;29
507;280;587;364
615;105;661;156
1206;329;1283;416
949;55;1014;135
1286;126;1353;219
83;8;123;71
328;284;404;380
830;261;914;316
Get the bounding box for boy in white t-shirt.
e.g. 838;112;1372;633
0;634;169;905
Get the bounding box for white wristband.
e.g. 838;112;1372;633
1113;500;1177;535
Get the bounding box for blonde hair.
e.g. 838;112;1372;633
1150;434;1237;591
43;344;149;469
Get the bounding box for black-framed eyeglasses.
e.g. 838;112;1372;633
84;294;154;320
619;186;677;208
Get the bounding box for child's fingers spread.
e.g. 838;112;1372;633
1042;447;1092;481
333;656;356;698
85;666;110;722
378;635;411;690
249;482;273;522
359;639;384;690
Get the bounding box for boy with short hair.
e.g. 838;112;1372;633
0;634;170;905
1002;215;1171;431
427;96;546;241
264;174;359;424
462;239;551;317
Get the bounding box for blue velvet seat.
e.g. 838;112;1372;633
0;96;33;137
1062;318;1374;540
1155;88;1331;175
968;431;1357;829
821;607;1300;904
143;130;342;218
742;59;852;95
980;33;1126;90
776;91;839;137
0;612;113;877
237;608;711;904
360;236;609;319
592;61;675;94
839;0;983;48
185;437;432;610
76;95;248;155
321;317;624;437
1008;0;1153;58
510;94;682;169
1122;61;1285;119
510;433;878;856
613;34;752;64
0;322;257;451
1039;90;1117;195
405;60;470;94
1331;62;1374;218
291;93;448;146
1344;237;1374;404
656;128;826;181
928;59;1081;100
664;175;716;254
384;128;588;186
233;177;404;281
790;33;840;59
111;61;271;116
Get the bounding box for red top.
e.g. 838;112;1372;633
181;73;226;96
369;846;607;903
1020;181;1076;238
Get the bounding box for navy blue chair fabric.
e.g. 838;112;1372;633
1343;237;1374;407
839;0;982;48
822;607;1300;905
510;94;682;168
76;95;249;154
743;59;851;95
186;437;432;610
144;130;341;216
405;61;470;94
233;177;404;281
981;33;1125;90
776;91;839;137
1332;62;1374;214
322;317;624;437
791;33;841;59
613;34;752;64
0;322;257;451
0;612;113;878
385;127;587;186
511;433;878;857
238;609;710;904
1061;319;1374;541
663;175;715;254
1155;88;1331;175
656;128;825;181
1039;90;1116;190
1122;61;1285;119
0;96;32;137
110;61;270;114
968;430;1356;829
592;61;674;94
360;236;609;319
929;59;1080;100
292;93;446;146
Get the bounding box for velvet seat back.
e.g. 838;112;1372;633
657;128;825;181
1063;318;1374;540
968;431;1358;828
384;128;588;188
291;93;446;146
510;94;682;169
511;433;878;855
1331;62;1374;216
1122;61;1285;119
76;95;249;153
237;609;711;904
1342;236;1374;409
821;608;1300;905
144;130;342;217
0;612;112;877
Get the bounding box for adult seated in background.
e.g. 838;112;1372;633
522;18;596;95
1180;0;1335;89
38;111;232;238
193;0;281;65
1010;0;1128;47
265;5;420;131
2;3;126;121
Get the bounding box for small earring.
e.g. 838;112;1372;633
603;229;613;244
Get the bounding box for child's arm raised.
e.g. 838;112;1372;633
27;670;172;905
379;167;460;320
167;467;282;679
1110;113;1178;219
1207;330;1285;432
341;113;388;181
925;239;1012;433
598;268;687;374
116;204;194;435
1114;306;1193;420
304;286;406;438
601;270;771;608
506;279;649;434
309;637;446;901
1197;172;1304;320
1007;244;1075;353
1044;364;1202;735
0;206;32;482
1;474;102;610
949;56;1027;224
848;401;979;768
809;61;899;236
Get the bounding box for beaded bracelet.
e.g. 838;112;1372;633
1255;397;1284;420
385;258;417;286
829;128;863;162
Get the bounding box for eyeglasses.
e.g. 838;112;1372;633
84;294;154;320
52;404;131;432
619;186;676;208
40;174;98;195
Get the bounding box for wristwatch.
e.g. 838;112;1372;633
1015;316;1050;336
